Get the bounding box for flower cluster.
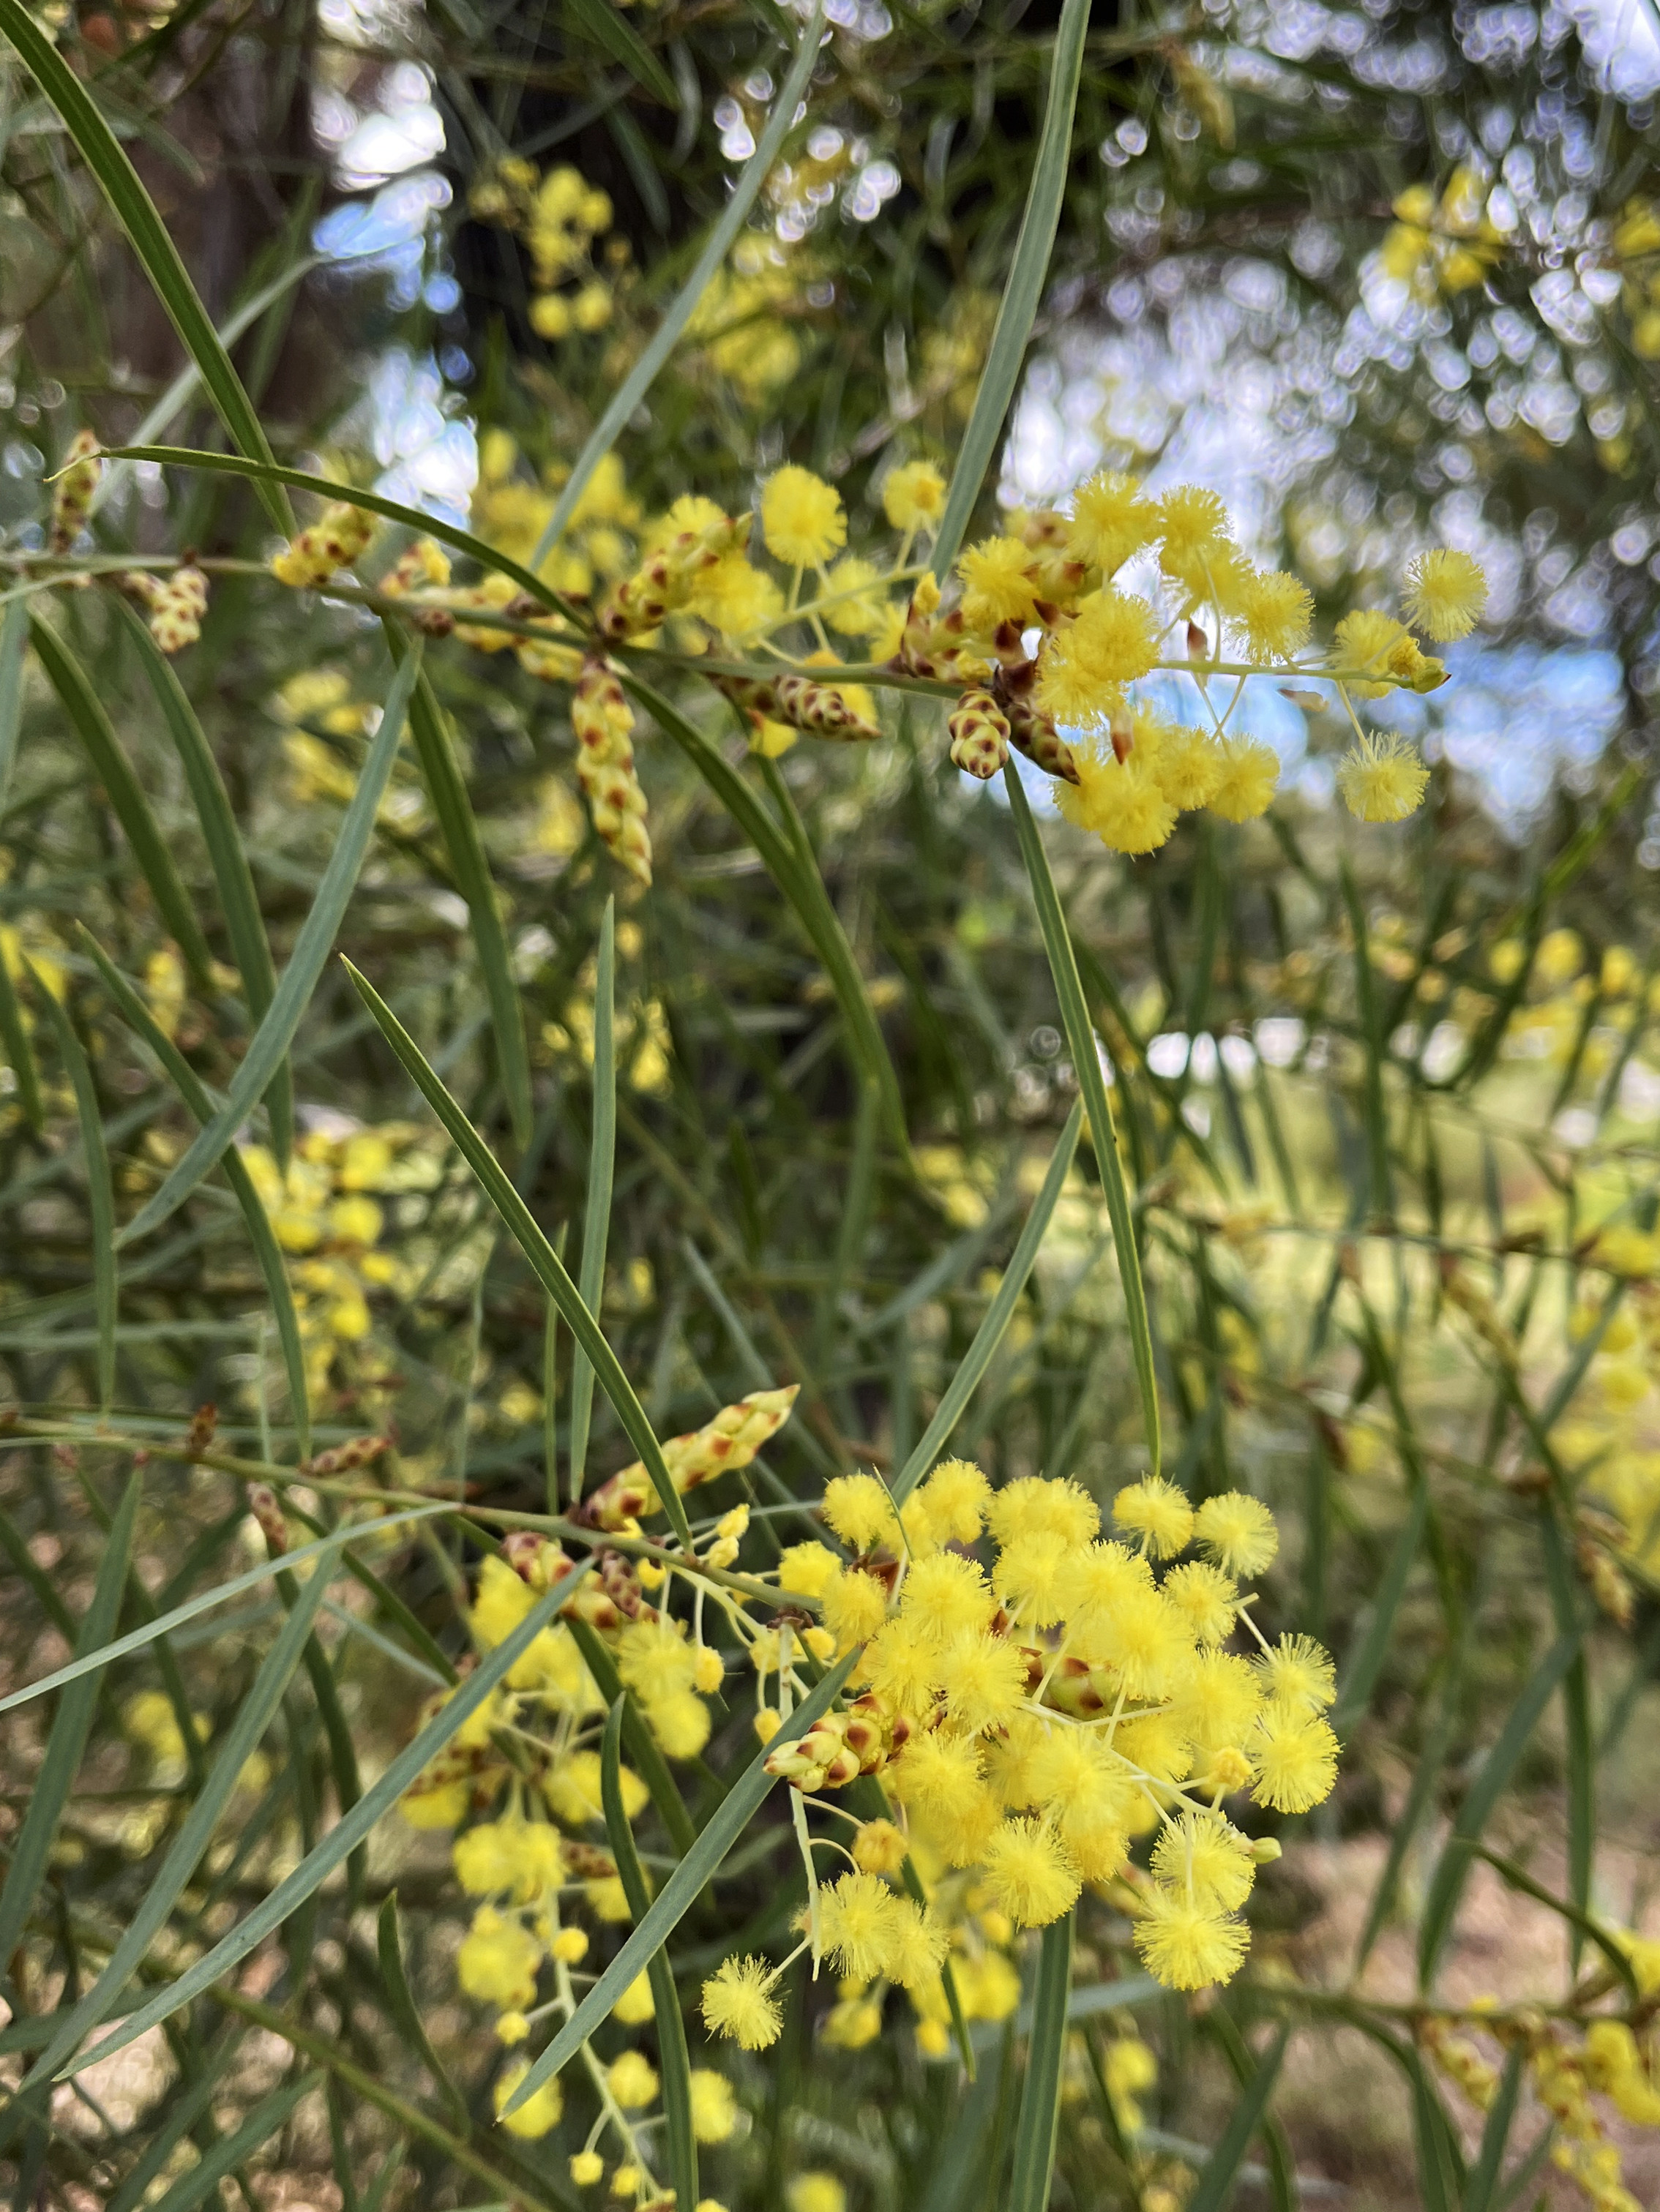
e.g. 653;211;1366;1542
238;1122;444;1402
258;455;1485;882
1377;167;1505;299
1422;1942;1660;2212
394;1381;1336;2193
469;160;621;342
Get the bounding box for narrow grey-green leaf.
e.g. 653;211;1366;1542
0;595;26;811
0;0;290;530
629;674;909;1155
146;2074;319;2212
117;643;421;1249
105;446;577;621
75;926;310;1457
91;253;324;520
503;1651;856;2113
1538;1505;1593;1972
341;959;694;1548
1004;762;1162;1475
1418;1631;1580;1990
0;1503;449;1718
601;1698;698;2212
1461;2047;1522;2212
1332;1482;1431;1734
568;899;616;1499
28;967;116;1409
377;1894;471;2131
528;4;826;574
64;1556;592;2077
563;0;678;105
891;1098;1081;1504
567;1616;696;1857
392;634;531;1145
0;940;42;1133
0;1470;139;1968
116;601;292;1164
18;1545;338;2093
1185;2025;1290;2212
30;613;214;980
929;0;1091;574
1007;1911;1074;2212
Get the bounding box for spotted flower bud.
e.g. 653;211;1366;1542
714;672;881;744
571;657;651;885
49;430;102;555
271;500;377;589
948;689;1011;779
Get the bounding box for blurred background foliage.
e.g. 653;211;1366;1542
4;0;1660;2209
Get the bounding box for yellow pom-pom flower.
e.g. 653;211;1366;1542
981;1816;1082;1928
494;2060;564;2139
761;465;847;568
690;2069;739;2142
821;1472;899;1552
1065;469;1156;574
1206;735;1279;822
1337;734;1429;822
1113;1476;1196;1558
1132;1889;1249;1989
607;2050;659;2109
701;1954;783;2049
1403;547;1487;640
883;460;947;533
1194;1492;1279;1576
1251;1702;1339;1812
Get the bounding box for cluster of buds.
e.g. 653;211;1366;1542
714;670;881;744
380;536;456;635
182;1401;219;1456
301;1432;392;1477
887;574;980;682
1440;1261;1519;1362
1575;1510;1635;1629
1419;2014;1501;2109
271;500;377;590
121;564;209;653
764;1691;910;1791
498;1529;653;1631
571;657;652;885
598;511;750;642
49;430;101;555
246;1482;290;1556
946;689;1011;779
581;1383;799;1530
990;656;1078;782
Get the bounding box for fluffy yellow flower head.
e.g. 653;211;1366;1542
1404;547;1487;641
822;1472;900;1552
1156;484;1231;594
494;2060;564;2139
1113;1475;1196;1559
1206;735;1279;822
958;535;1042;631
761;466;847;568
1338;734;1429;823
702;1954;783;2049
883;460;948;533
1236;568;1314;663
690;2069;739;2143
607;2050;659;2109
1055;746;1178;857
1036;589;1162;722
1132;1891;1250;1990
981;1816;1082;1928
1065;469;1157;574
1194;1491;1279;1575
